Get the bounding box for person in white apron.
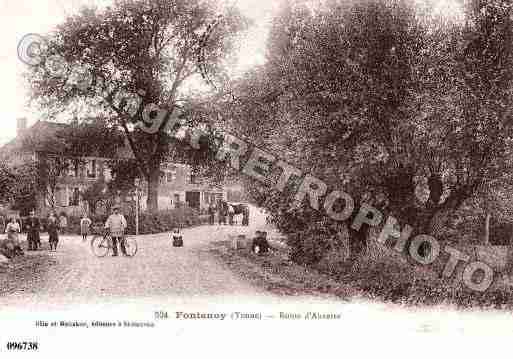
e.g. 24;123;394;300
5;217;23;256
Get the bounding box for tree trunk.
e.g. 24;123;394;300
427;209;451;238
89;201;96;215
484;213;491;245
348;226;368;263
146;163;160;213
393;208;436;260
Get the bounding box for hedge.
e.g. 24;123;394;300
37;208;205;235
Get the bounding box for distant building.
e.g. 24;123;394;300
140;162;226;212
1;118;227;215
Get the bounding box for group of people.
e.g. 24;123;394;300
24;210;74;252
1;205;129;258
207;202;234;225
206;201;231;225
207;201;249;226
1;210;94;255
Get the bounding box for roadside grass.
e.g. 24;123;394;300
209;240;513;310
0;250;56;296
209;240;356;299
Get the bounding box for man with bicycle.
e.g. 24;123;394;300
104;205;127;257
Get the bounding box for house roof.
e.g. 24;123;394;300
1;120;134;160
2;121;67;153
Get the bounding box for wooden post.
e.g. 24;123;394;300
135;179;140;236
136;192;139;236
484;213;491;245
507;224;513;274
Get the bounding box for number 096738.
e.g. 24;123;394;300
6;341;39;351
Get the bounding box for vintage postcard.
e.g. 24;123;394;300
1;0;513;357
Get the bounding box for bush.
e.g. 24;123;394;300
490;221;513;245
119;208;200;235
52;208;202;235
286;221;344;266
322;260;513;308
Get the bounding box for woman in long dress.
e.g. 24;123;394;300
5;217;23;256
26;210;41;250
47;213;59;251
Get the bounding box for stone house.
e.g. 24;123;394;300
1;118;227;216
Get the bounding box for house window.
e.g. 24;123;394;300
87;160;97;178
190;171;197;184
77;162;85;178
56;187;68;207
96;160;102;178
67;159;74;177
166;171;176;182
67;159;79;177
69;187;80;206
104;167;112;181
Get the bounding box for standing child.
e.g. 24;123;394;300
80;215;92;242
47;212;59;251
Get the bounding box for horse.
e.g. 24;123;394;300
217;200;250;226
229;203;250;226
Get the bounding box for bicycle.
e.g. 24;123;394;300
90;230;138;258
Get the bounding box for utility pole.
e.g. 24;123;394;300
134;178;140;236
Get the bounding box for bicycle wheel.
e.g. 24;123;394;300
123;236;138;257
91;235;110;257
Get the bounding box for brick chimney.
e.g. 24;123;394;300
16;117;27;137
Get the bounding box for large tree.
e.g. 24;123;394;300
226;0;513;263
26;0;248;211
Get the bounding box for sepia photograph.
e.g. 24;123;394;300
1;0;513;357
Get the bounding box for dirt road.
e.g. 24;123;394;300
0;207;279;309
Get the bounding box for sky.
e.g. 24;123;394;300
0;0;280;144
0;0;460;145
